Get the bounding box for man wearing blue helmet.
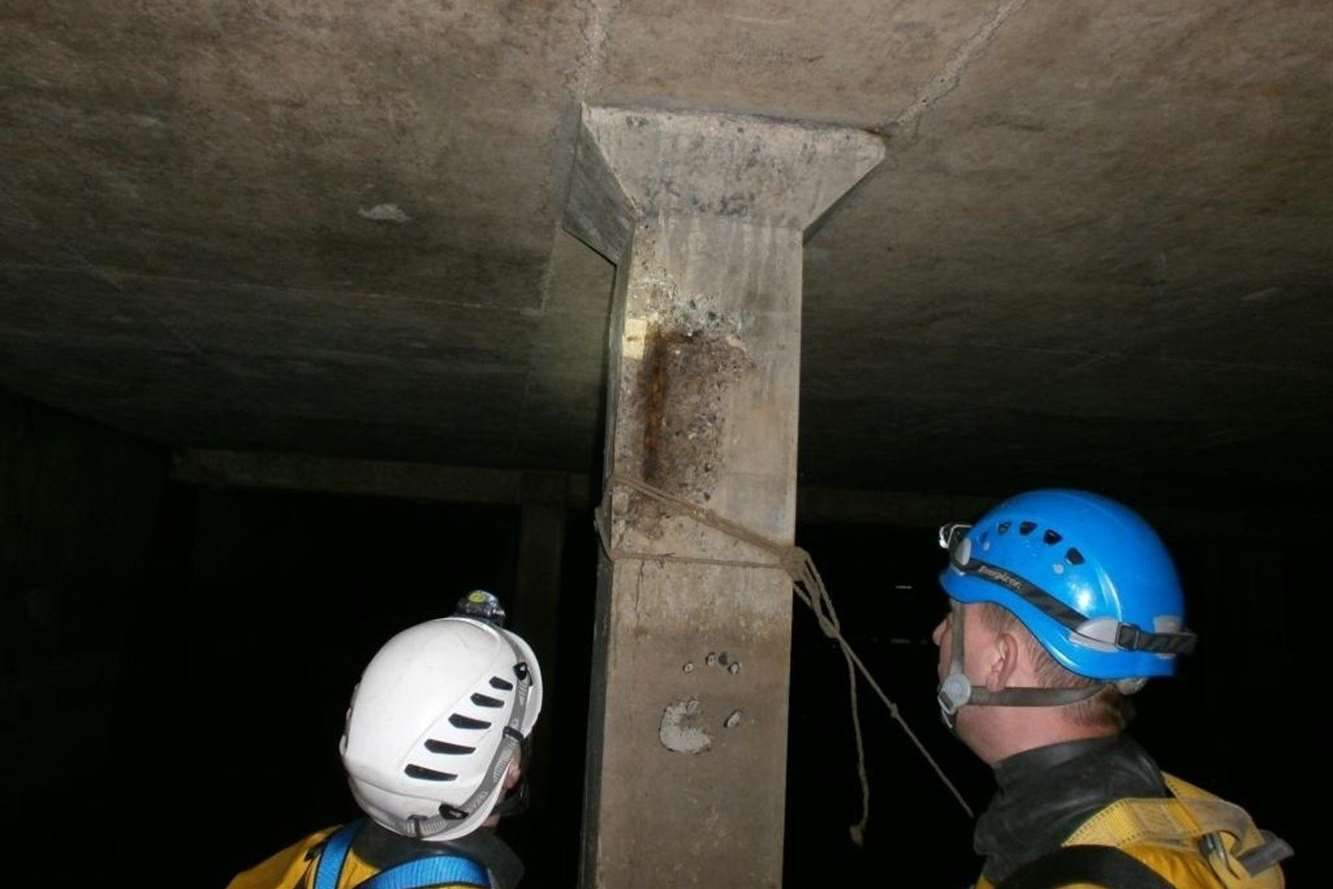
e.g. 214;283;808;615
935;490;1290;889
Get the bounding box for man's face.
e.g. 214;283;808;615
933;601;1001;677
932;601;1001;749
932;602;965;682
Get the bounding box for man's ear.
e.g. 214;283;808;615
984;631;1022;693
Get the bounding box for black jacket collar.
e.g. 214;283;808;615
975;735;1168;884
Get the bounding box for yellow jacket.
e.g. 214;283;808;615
228;822;491;889
975;774;1287;889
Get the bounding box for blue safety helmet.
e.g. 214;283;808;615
938;489;1196;681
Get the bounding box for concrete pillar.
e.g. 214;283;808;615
514;470;568;685
564;106;882;888
512;470;568;831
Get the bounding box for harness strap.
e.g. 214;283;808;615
311;820;492;889
996;845;1174;889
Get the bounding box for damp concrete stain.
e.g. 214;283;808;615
630;295;752;533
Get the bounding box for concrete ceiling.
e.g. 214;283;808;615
2;0;1330;503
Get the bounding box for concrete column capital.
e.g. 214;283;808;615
564;103;884;261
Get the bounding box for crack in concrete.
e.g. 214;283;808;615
570;0;619;101
58;244;217;361
1;196;220;376
0;261;522;315
885;0;1034;138
42;240;291;423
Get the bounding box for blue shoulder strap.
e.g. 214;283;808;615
355;854;490;889
310;818;490;889
313;821;364;889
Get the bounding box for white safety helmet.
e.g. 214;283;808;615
339;616;543;841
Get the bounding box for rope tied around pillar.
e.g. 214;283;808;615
595;472;975;842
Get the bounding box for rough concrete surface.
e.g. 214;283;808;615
1;0;1330;499
586;559;794;888
568;105;880;888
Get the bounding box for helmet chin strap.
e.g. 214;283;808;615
937;601;1107;731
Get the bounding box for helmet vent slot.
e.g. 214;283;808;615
1018;521;1037;536
489;676;514;691
1065;547;1085;565
1043;529;1063;545
425;739;475;755
997;521;1011;534
449;714;492;730
471;692;504;708
405;764;457;781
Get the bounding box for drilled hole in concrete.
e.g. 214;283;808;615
683;662;695;673
705;652;718;667
728;662;741;675
724;710;742;729
718;652;730;666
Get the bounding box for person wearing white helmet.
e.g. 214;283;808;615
228;592;543;889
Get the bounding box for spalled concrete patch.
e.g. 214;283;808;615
638;322;751;493
358;203;411;223
659;697;712;754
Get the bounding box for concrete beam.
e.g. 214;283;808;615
509;470;569;839
172;448;986;525
171;449;1273;539
566;105;883;889
171;449;591;508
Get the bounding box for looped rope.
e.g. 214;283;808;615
596;473;974;841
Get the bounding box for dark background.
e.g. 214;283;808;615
1;388;1303;886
